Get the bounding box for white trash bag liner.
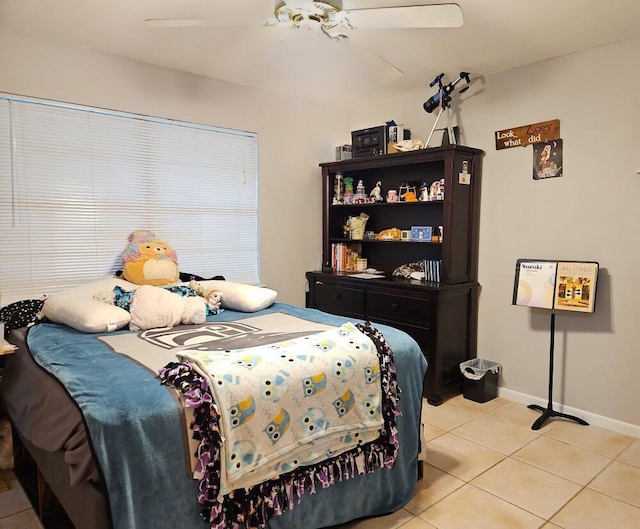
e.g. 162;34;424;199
460;358;501;381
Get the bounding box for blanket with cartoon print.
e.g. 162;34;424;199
159;317;401;529
178;322;384;496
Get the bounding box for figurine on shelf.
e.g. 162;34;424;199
343;176;354;204
429;178;445;201
370;180;383;202
386;190;398;203
398;181;417;202
333;172;344;205
354;179;370;204
419;182;429;202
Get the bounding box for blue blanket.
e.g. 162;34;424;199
27;303;427;529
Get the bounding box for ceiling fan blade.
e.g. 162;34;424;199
145;17;273;28
344;3;463;29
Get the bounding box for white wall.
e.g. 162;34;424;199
351;37;640;429
0;30;348;307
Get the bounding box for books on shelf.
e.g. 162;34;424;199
331;243;362;272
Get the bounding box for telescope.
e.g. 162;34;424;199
423;71;471;113
423;71;471;147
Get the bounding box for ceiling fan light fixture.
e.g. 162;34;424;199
275;1;341;27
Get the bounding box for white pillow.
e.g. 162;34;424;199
42;277;137;333
191;280;277;313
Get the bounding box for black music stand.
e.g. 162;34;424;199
513;259;599;431
527;307;588;430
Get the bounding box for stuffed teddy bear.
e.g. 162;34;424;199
128;285;207;331
121;230;179;286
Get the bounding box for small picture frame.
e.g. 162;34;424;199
411;226;433;242
401;230;412;240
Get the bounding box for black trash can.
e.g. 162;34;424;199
460;358;501;403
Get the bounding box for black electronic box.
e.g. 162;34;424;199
351;126;387;157
351;125;411;158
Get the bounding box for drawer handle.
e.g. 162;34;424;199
334;293;342;301
391;303;399;312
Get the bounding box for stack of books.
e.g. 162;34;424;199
331;243;362;272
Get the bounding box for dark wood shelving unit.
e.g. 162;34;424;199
306;145;484;405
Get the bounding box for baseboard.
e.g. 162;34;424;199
498;387;640;439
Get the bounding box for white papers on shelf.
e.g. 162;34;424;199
349;273;385;280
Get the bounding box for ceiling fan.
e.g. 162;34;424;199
145;1;463;86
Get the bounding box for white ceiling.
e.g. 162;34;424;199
3;0;640;106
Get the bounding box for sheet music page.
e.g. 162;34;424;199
514;260;557;309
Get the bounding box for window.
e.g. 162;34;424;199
0;94;259;305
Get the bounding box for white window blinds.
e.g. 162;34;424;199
0;94;259;305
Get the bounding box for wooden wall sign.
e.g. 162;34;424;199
495;119;560;150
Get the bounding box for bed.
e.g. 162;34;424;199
0;279;427;529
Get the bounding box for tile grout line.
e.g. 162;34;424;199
582;458;640;511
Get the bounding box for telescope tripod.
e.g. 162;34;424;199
426;102;457;147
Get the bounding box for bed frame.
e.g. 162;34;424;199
11;429;110;529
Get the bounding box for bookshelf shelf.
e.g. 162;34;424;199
329;238;441;244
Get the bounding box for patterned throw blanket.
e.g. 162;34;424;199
159;321;401;529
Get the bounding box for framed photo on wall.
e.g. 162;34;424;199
533;139;563;180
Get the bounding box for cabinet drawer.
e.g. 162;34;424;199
313;282;365;316
366;291;430;327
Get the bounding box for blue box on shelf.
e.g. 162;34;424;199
411;226;432;242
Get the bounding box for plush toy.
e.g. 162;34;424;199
376;227;402;241
189;280;223;311
121;230;179;286
180;297;208;326
128;285;207;331
401;191;418;202
206;290;223;309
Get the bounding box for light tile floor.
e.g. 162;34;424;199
0;470;43;529
338;395;640;529
1;396;640;529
